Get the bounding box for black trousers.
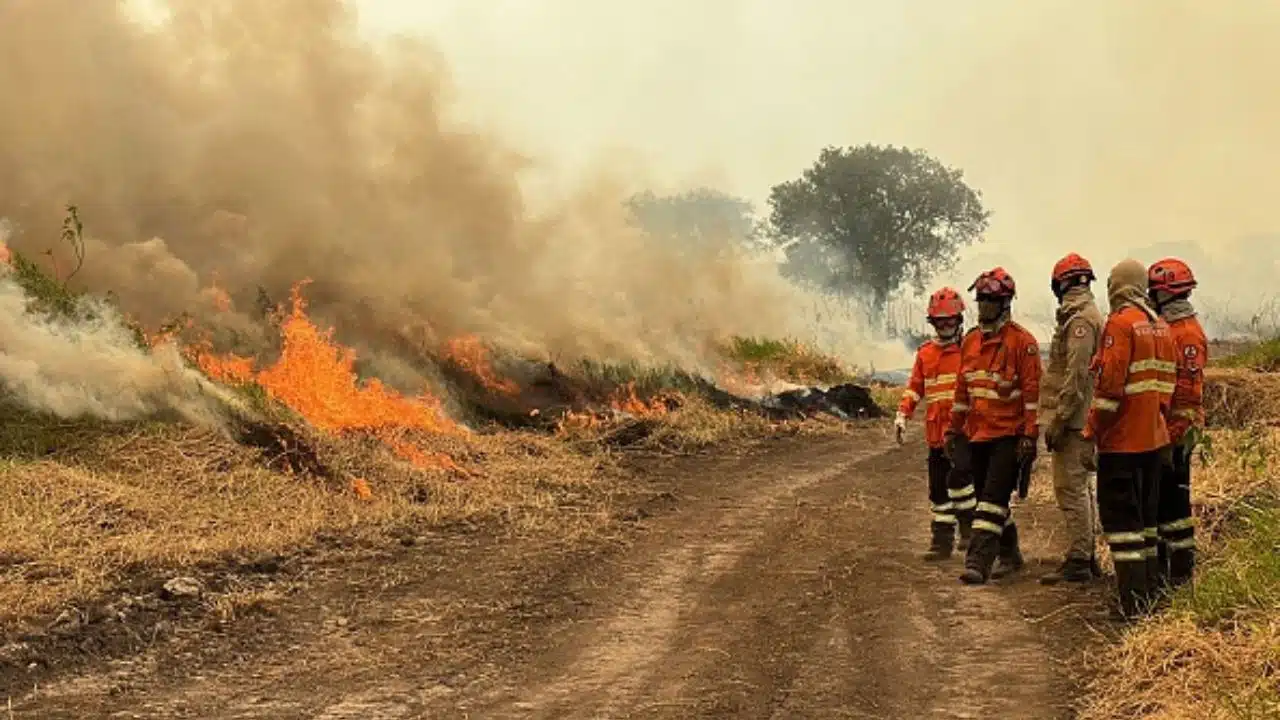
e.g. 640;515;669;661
962;436;1021;571
1158;445;1196;585
1097;450;1162;614
927;448;975;542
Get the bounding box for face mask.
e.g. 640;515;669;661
977;299;1004;323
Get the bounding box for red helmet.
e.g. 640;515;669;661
969;267;1016;299
1148;258;1196;295
927;287;965;319
1052;253;1095;285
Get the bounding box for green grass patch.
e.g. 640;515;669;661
1167;496;1280;625
1215;337;1280;372
717;335;852;386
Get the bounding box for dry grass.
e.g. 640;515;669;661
0;407;608;628
868;384;903;416
1202;367;1280;429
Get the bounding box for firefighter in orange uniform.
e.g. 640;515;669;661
947;268;1042;585
896;287;975;561
1147;258;1207;589
1084;259;1177;618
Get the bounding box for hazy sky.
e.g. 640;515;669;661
352;0;1280;330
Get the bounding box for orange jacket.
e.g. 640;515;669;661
1084;306;1176;453
1167;315;1208;443
899;339;962;448
949;321;1041;442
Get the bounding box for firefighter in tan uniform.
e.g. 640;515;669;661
1038;254;1105;585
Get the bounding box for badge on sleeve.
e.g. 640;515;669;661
1073;325;1087;338
1105;335;1115;348
1027;344;1038;355
1184;346;1198;358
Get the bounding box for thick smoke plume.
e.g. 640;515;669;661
0;0;894;399
0;251;236;425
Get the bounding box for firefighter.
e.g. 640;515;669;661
1148;258;1207;590
896;287;976;561
1038;253;1105;585
947;267;1042;585
1084;258;1177;618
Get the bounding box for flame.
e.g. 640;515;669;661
191;280;469;475
386;435;472;477
443;335;519;396
239;281;459;435
351;477;373;500
610;382;671;417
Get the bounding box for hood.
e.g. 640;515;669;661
1108;259;1158;321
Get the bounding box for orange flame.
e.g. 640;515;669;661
240;281;459;435
444;335;519;396
609;382;671;417
351;477;373;500
386;436;472;477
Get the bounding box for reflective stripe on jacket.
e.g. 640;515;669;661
950;321;1041;442
1084;306;1176;453
899;339;962;448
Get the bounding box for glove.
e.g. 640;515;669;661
1044;420;1065;453
894;413;906;445
1016;435;1037;465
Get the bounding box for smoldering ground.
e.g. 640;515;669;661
0;0;902;409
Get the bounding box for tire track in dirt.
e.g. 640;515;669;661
9;427;1103;719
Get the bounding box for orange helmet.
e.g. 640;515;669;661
1052;253;1095;285
927;286;965;319
969;267;1016;299
1148;258;1196;295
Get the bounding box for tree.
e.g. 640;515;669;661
767;144;989;312
625;188;763;250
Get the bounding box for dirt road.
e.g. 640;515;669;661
6;426;1112;718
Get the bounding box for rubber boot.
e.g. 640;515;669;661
956;513;973;551
959;531;999;585
1113;561;1150;620
1039;556;1094;585
1169;548;1195;589
922;521;956;562
991;523;1024;579
1146;548;1167;608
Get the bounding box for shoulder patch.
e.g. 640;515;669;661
1027;344;1038;355
1073;325;1087;338
1184;345;1198;358
1105;334;1115;348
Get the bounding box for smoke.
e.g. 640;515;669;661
870;0;1280;333
0;0;901;397
0;263;236;426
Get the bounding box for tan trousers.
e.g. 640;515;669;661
1053;430;1099;561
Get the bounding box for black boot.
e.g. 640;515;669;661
1113;561;1150;620
923;521;956;562
991;523;1024;579
1169;547;1195;588
959;531;999;585
956;513;973;551
1040;556;1094;585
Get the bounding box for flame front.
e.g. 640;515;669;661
444;335;519;396
191;280;467;477
249;282;458;435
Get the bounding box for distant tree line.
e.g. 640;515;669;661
625;144;991;321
